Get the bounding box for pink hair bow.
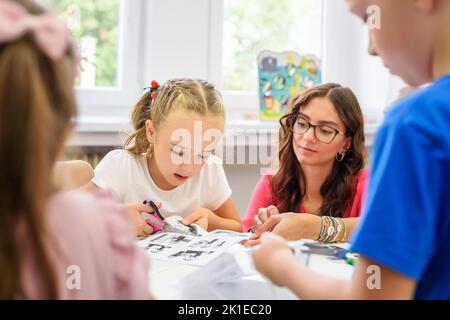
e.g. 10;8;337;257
0;0;70;60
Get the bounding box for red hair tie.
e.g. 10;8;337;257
143;80;160;102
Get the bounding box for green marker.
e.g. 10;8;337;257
345;253;358;266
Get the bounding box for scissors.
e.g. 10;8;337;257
143;200;166;233
143;200;199;235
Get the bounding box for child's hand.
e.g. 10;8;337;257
125;202;161;237
253;232;298;287
182;208;214;231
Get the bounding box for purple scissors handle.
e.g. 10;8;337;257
143;200;165;233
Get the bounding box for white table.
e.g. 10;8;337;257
147;243;354;300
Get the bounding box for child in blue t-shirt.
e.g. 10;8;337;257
251;0;450;299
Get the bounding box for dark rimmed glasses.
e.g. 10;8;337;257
290;115;346;144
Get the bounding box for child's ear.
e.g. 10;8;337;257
414;0;435;13
145;119;155;143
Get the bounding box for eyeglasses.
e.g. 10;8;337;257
291;115;346;144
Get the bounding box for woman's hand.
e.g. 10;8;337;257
245;213;322;247
251;205;280;231
182;208;215;231
125;202;161;237
253;232;299;287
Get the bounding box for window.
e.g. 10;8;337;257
38;0;143;114
41;0;121;88
33;1;326;123
223;0;323;92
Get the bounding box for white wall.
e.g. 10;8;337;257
142;0;212;82
322;0;406;122
223;166;262;216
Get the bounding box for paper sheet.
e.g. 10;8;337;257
138;228;251;266
177;240;313;286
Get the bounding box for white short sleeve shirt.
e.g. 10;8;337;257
92;149;232;218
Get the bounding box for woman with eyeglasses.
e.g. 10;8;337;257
243;83;368;244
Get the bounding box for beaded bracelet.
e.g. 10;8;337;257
324;216;335;243
330;218;343;243
317;216;326;241
324;216;334;242
317;216;348;243
317;216;331;242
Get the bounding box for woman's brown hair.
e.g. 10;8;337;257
272;83;365;217
125;78;225;156
0;0;77;299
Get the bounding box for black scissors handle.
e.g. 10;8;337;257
143;200;165;221
143;199;198;234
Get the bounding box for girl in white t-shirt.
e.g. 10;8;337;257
84;79;242;237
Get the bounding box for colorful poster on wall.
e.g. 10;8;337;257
258;50;322;121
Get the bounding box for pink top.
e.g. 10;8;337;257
18;190;150;299
242;170;369;232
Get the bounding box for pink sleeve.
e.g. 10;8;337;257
346;169;369;218
101;192;151;299
242;175;274;232
43;190;151;300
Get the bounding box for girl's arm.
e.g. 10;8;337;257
182;197;242;232
253;233;417;299
54;160;94;190
211;197;242;231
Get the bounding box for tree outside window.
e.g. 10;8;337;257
40;0;121;88
223;0;322;92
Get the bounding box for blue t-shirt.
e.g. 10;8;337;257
351;74;450;299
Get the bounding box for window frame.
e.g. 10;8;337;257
76;0;326;118
75;0;145;118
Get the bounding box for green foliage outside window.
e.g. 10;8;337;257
40;0;121;87
224;0;322;91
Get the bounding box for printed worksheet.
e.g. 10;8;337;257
137;228;251;266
